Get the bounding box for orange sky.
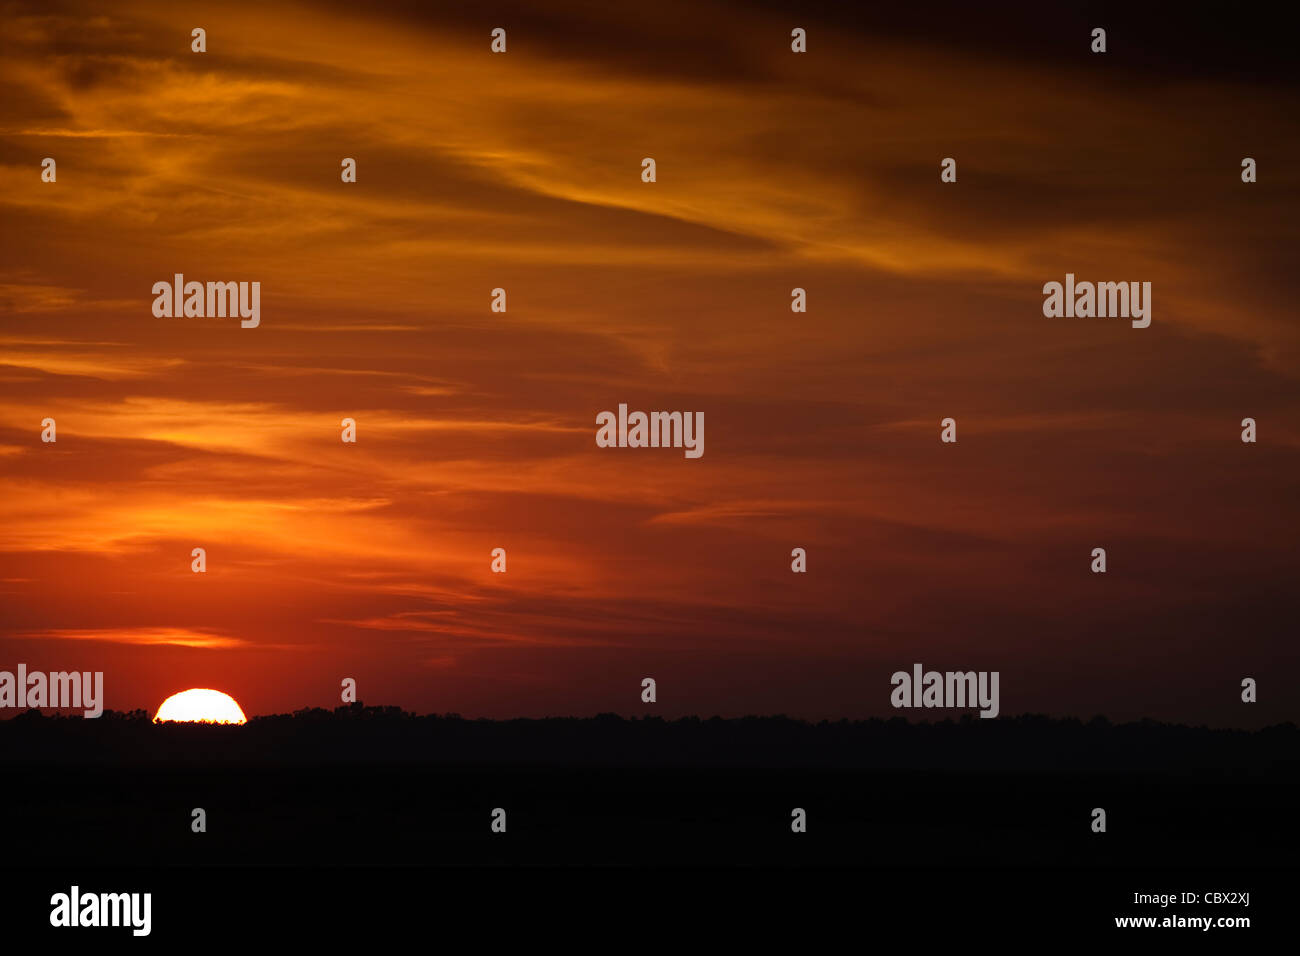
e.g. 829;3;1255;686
1;0;1297;724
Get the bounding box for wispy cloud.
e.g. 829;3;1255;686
0;0;1294;722
18;627;249;648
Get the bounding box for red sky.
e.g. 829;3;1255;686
1;0;1297;725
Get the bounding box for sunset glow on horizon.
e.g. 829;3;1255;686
1;1;1296;727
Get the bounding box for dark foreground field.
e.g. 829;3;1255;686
3;707;1296;866
1;708;1294;939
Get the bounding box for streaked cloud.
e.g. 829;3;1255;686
0;0;1294;724
19;626;248;648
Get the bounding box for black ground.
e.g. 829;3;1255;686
2;708;1293;941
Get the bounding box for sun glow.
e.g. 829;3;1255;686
154;688;248;724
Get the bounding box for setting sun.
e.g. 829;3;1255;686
154;689;248;724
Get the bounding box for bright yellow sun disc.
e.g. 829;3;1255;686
154;688;247;724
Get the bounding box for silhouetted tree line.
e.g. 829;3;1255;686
1;705;1295;771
